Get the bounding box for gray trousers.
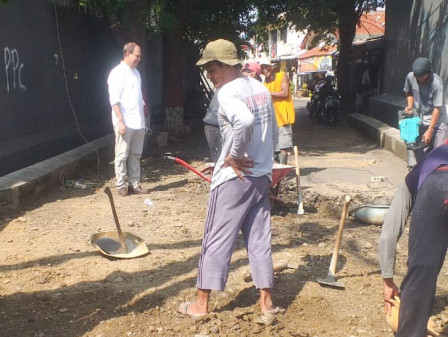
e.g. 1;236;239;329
197;176;273;291
275;124;293;152
204;123;222;162
413;124;448;161
424;123;447;151
114;126;145;189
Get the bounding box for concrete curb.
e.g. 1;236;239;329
348;113;407;161
0;134;113;213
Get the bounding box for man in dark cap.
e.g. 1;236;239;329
403;57;447;153
379;57;448;328
390;143;448;336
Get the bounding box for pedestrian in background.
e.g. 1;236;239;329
403;57;447;153
203;89;222;162
260;60;295;164
242;61;262;82
290;66;298;97
178;39;279;318
107;42;150;196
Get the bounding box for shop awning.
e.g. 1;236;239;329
298;45;337;60
298;45;338;73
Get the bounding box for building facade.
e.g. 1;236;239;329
372;0;448;127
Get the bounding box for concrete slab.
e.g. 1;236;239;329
348;112;407;161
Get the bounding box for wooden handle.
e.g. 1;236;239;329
104;187;127;249
293;145;300;176
293;145;305;215
244;262;290;282
328;195;351;275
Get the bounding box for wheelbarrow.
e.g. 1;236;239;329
164;155;295;204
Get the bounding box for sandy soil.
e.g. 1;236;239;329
2;119;448;337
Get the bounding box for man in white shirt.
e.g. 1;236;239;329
107;42;149;196
178;39;279;319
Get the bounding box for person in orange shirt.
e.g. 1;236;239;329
260;59;295;164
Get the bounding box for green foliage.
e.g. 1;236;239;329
74;0;385;70
255;0;385;40
79;0;131;15
253;0;385;101
77;0;258;47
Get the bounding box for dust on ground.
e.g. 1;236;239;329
2;110;448;336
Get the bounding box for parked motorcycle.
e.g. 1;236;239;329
307;91;340;125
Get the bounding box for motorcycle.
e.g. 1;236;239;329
307;91;340;125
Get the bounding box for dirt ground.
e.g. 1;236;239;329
2;120;448;336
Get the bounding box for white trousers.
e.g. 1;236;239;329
114;126;145;189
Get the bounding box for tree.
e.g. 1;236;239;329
77;0;258;136
74;0;385;121
255;0;385;106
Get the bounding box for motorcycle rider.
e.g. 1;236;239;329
311;76;336;122
318;76;335;98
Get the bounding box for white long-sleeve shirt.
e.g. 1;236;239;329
211;76;278;190
107;61;146;129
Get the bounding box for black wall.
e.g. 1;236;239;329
0;0;120;176
382;0;448;96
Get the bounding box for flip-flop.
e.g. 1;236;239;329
255;306;285;326
264;306;285;314
177;302;207;318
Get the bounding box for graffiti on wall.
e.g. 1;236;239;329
4;47;26;92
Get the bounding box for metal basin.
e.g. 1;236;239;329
349;205;390;226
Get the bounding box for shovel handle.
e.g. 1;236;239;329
104;187;127;249
244;262;290;282
293;146;300;176
328;195;351;276
293;145;305;215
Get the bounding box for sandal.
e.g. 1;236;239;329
178;302;207;318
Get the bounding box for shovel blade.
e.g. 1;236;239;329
95;236;124;254
91;231;149;259
316;276;345;289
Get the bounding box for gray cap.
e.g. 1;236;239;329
412;57;432;77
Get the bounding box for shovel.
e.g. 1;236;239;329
90;187;149;259
317;195;351;289
293;145;305;215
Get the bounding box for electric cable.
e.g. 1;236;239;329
53;0;101;175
